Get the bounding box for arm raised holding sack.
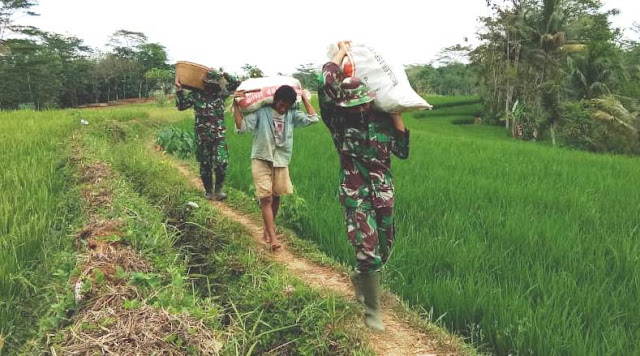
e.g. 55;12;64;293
318;40;411;333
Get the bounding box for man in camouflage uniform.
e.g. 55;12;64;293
319;41;410;332
175;70;240;200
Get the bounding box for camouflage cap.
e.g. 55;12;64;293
336;77;375;108
204;70;222;85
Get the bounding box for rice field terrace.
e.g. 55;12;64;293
0;108;151;351
2;95;639;355
1;105;388;355
170;94;640;355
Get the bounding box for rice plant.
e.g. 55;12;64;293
220;95;640;355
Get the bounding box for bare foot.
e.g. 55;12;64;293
269;242;281;251
270;235;283;251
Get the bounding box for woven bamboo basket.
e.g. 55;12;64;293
175;61;210;91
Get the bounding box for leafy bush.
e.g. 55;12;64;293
156;127;196;159
154;95;169;107
557;101;640;154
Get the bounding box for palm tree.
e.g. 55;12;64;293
589;95;638;134
566;49;616;100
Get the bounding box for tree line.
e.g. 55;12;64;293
471;0;640;154
3;0;639;156
0;1;477;110
1;0;173;109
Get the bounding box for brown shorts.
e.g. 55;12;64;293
251;159;293;199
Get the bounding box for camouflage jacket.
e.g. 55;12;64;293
176;72;240;139
319;62;410;209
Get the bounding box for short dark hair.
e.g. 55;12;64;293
273;85;297;105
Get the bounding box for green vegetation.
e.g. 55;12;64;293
423;95;482;109
0;110;78;351
407;62;477;96
74;108;373;355
1;103;375;355
0;107;150;353
5;91;640;355
0;0;172;109
2;0;639;353
155;126;196;159
472;0;640;153
165;95;638;355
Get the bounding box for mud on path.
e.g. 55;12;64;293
169;159;463;356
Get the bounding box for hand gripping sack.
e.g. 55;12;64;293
327;43;432;112
234;76;309;114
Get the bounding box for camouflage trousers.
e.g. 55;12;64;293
344;201;395;274
196;134;229;188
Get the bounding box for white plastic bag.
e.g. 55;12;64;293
327;42;432;112
234;76;309;114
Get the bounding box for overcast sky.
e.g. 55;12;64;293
16;0;639;76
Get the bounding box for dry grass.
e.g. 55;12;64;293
59;286;221;355
52;152;222;355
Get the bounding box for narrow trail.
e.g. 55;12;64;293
170;160;459;356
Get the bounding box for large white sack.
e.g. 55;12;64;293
327;43;432;112
235;76;308;114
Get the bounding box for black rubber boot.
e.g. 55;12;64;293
201;174;213;200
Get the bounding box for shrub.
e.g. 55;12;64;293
557;101;640;154
156;127;196;159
